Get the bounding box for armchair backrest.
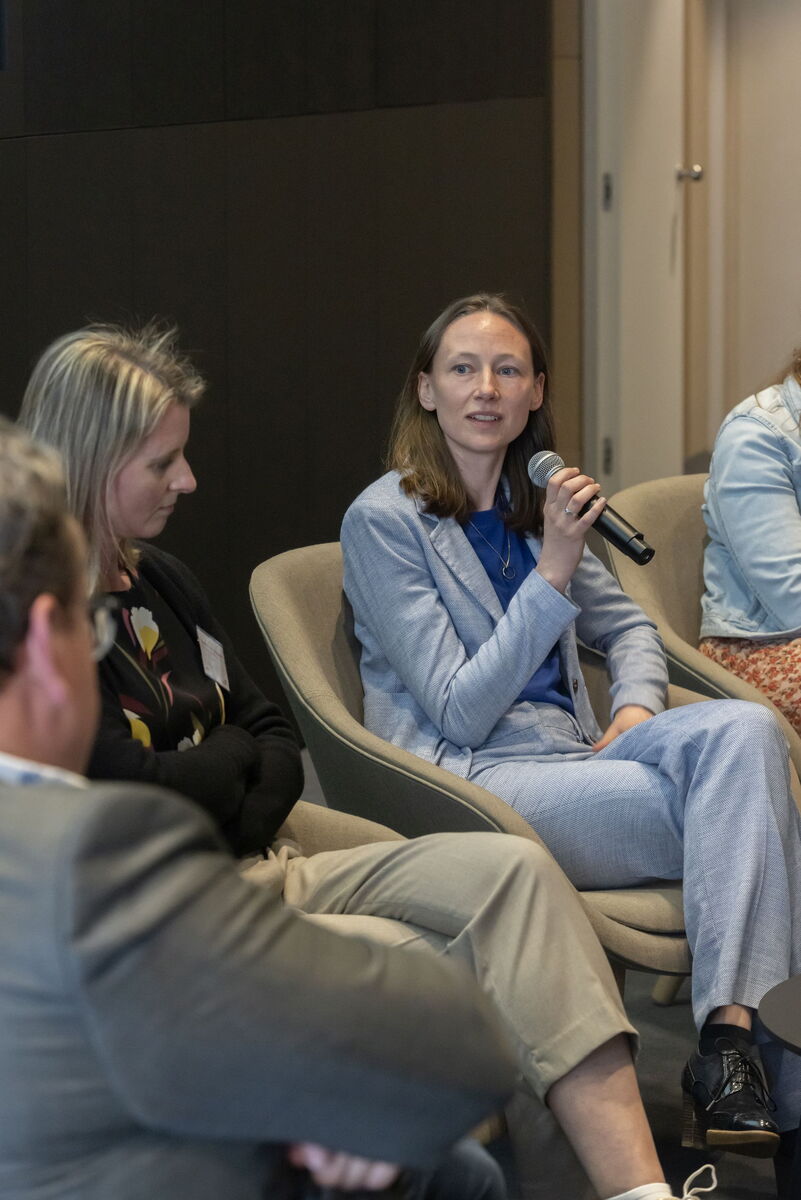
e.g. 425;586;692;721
249;543;541;838
254;542;365;721
607;474;707;646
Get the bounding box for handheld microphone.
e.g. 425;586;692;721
527;451;655;565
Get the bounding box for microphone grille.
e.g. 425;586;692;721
527;451;565;489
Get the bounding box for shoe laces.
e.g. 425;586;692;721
670;1163;718;1199
713;1038;776;1112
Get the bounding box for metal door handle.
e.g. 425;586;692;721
676;163;704;182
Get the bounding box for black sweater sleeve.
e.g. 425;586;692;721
88;545;303;853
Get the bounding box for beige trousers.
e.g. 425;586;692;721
244;805;636;1199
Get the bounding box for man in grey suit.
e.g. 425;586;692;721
0;423;515;1199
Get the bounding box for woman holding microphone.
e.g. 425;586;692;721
342;292;801;1164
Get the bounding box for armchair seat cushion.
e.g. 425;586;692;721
584;884;684;934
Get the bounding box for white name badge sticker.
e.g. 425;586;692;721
197;626;230;691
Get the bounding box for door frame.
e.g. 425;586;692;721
552;1;725;488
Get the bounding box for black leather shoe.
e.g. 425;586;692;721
681;1036;780;1158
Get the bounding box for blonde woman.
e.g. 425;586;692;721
20;326;303;855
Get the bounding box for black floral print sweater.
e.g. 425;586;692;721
88;544;303;855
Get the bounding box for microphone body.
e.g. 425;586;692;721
527;451;655;566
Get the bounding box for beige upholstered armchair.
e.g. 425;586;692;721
251;542;691;987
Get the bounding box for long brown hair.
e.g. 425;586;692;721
387;293;555;534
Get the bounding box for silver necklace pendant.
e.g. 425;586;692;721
468;516;516;582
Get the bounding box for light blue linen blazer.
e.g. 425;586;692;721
342;472;667;778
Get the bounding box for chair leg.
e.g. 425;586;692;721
651;974;683;1006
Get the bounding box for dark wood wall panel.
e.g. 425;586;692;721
376;0;548;107
132;1;225;127
226;115;310;547
301;109;383;527
225;115;312;690
0;0;24;137
226;0;376;119
373;98;551;432
304;1;375;115
225;2;307;120
12;1;547;137
2;4;551;705
23;0;132;134
497;0;549;96
376;1;484;108
129;123;230;579
25;131;136;354
0;141;27;411
418;98;550;332
373;104;445;399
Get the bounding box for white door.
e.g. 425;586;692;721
583;0;687;493
722;0;801;403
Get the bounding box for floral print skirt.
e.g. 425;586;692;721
699;636;801;735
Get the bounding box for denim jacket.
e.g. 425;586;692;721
701;373;801;640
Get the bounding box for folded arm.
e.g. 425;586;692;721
90;547;303;851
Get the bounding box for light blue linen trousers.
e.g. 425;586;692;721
471;700;801;1029
472;699;801;1129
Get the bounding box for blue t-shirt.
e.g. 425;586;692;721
464;507;573;713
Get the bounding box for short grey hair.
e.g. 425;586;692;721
18;323;204;590
0;420;76;675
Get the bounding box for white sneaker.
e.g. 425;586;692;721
664;1164;717;1199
